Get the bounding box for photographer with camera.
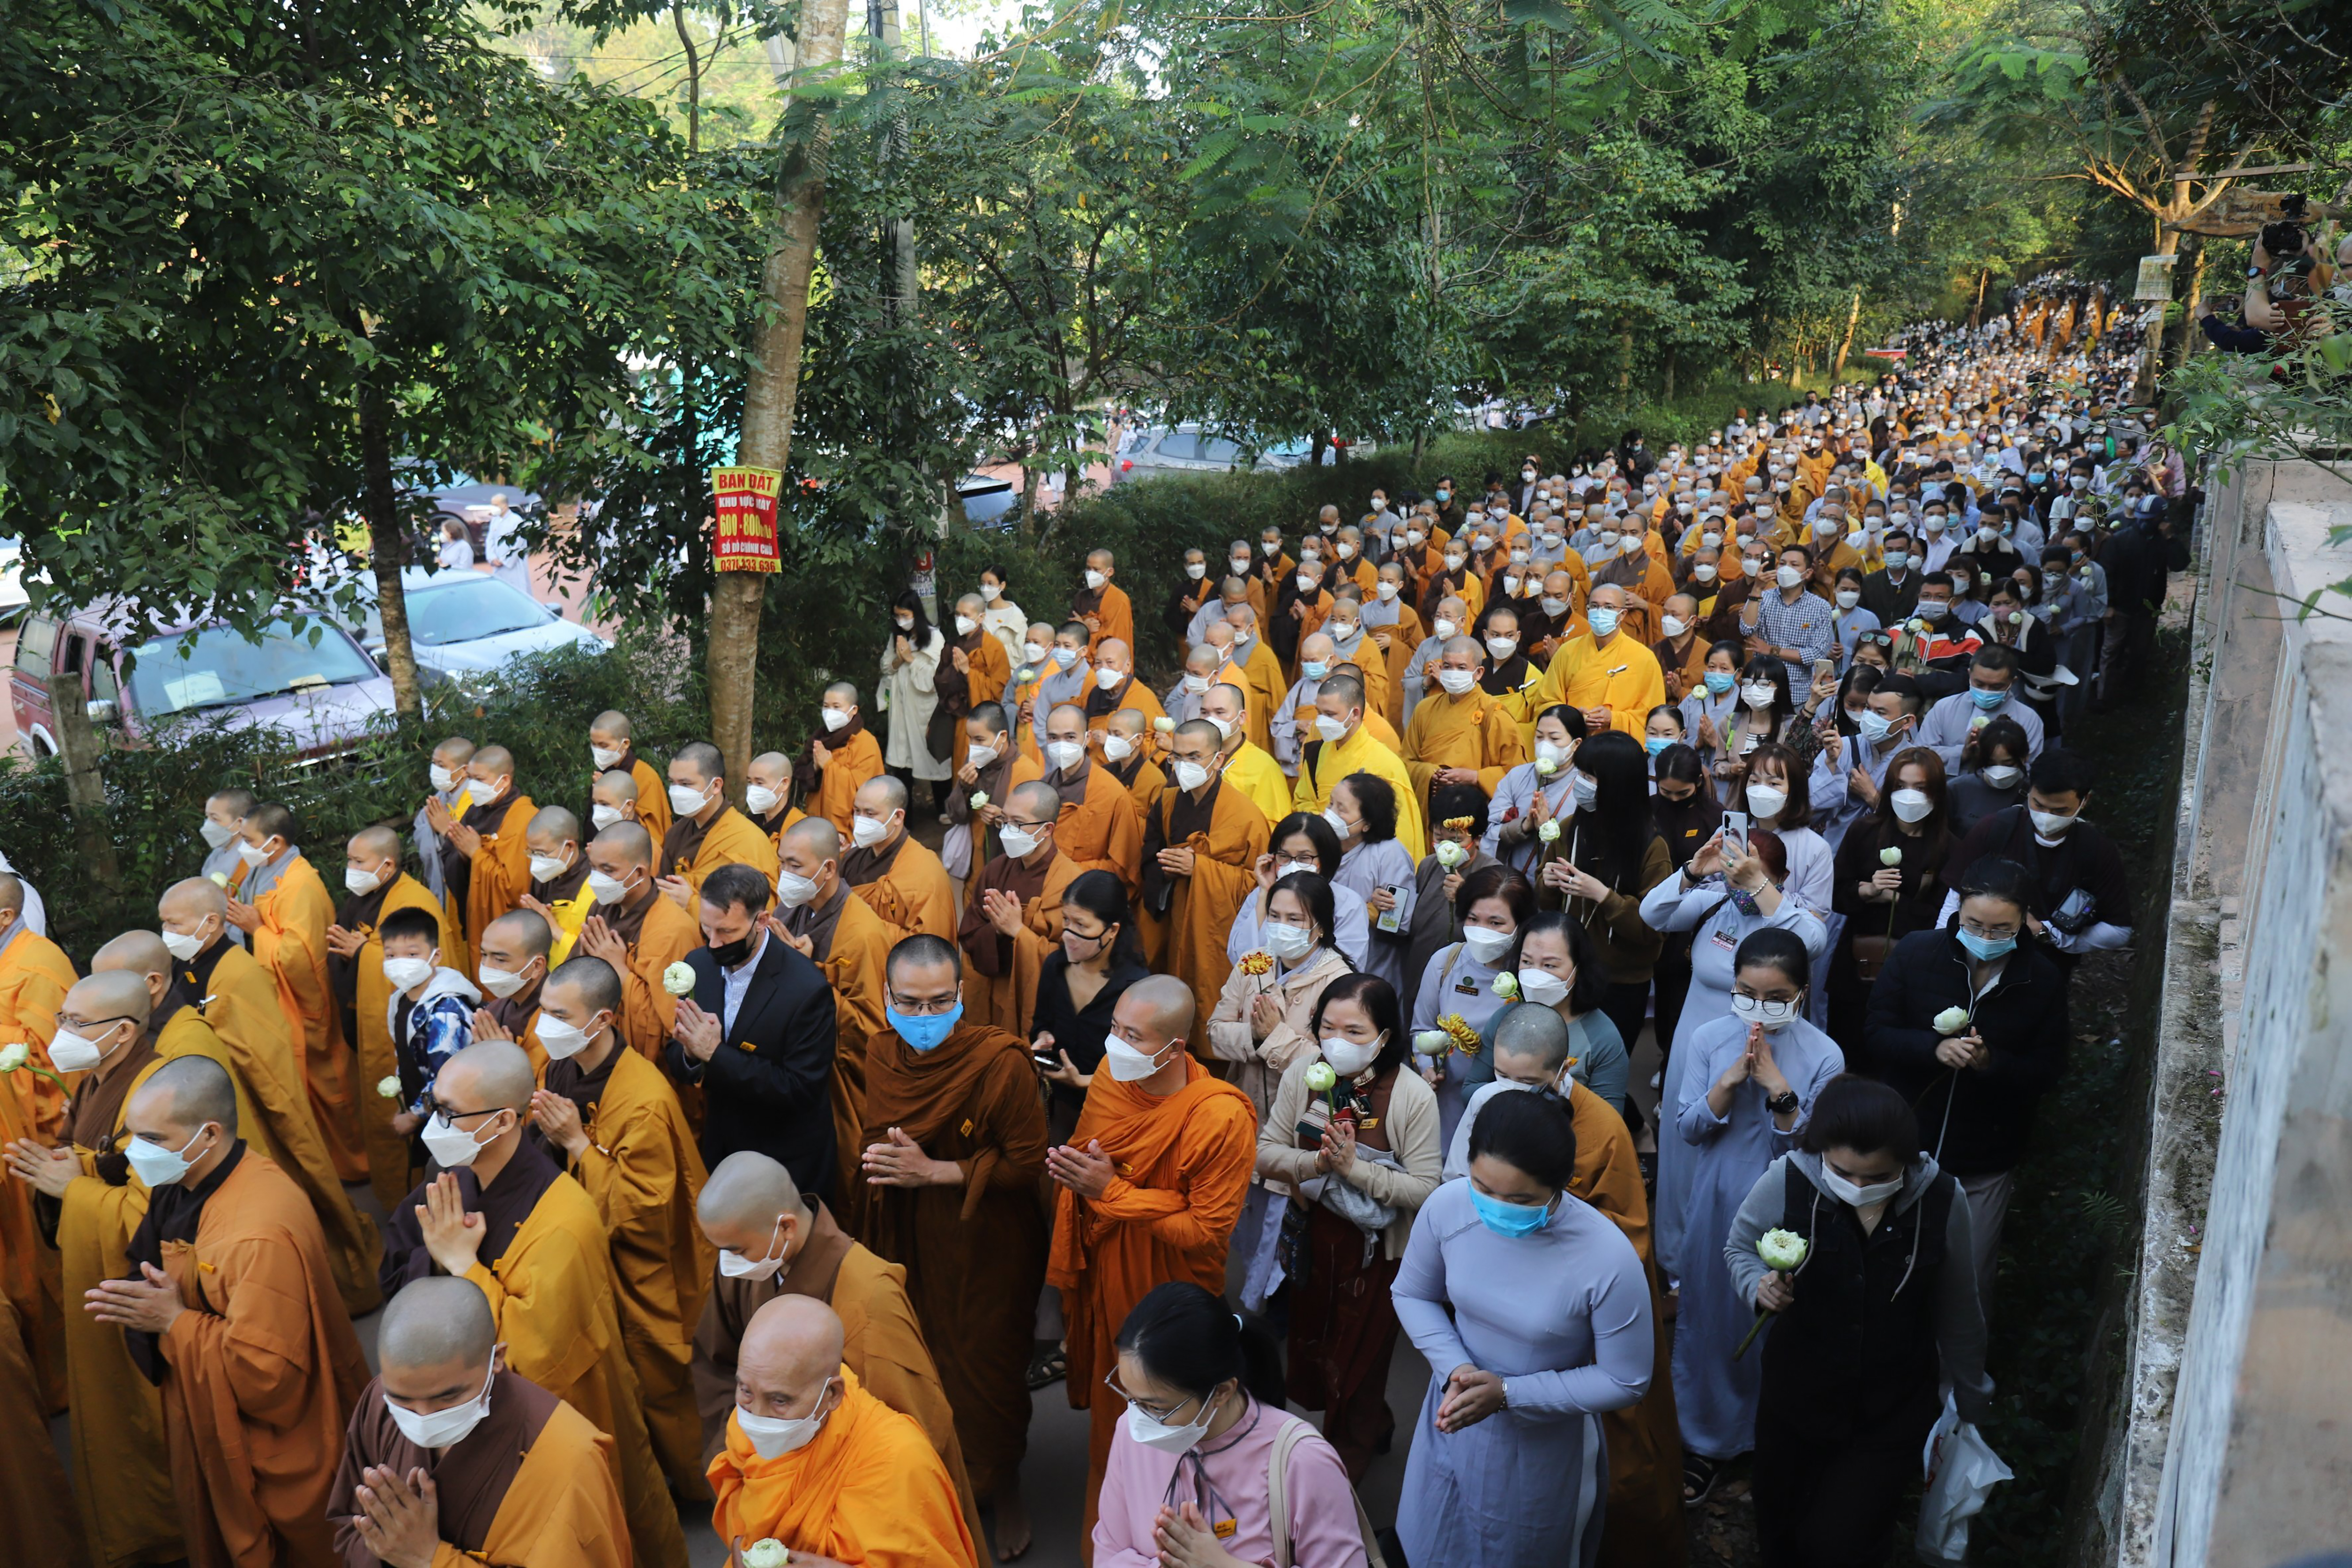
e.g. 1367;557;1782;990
2198;201;2339;353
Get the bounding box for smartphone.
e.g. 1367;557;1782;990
1723;811;1749;860
1811;655;1838;687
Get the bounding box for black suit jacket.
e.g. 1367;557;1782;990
663;934;838;1201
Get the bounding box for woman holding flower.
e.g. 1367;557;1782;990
1323;773;1417;997
1482;705;1587;875
1827;746;1952;1050
1254;974;1439;1478
1408;864;1535;1149
1226;813;1372;971
1669;927;1843;1503
1400;786;1501;1018
1725;1075;1990;1568
1494;913;1629;1115
1536;730;1673;1071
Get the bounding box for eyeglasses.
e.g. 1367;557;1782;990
886;991;960;1017
1103;1371;1208;1424
1958;919;2022;941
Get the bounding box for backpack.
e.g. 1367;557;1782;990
1266;1415;1389;1568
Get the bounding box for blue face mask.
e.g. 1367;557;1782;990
1303;660;1329;681
1955;928;2016;961
1587;607;1620;640
1856;708;1893;743
1645;736;1672;756
1704;670;1736;695
1470;1187;1555;1238
887;1002;964;1052
1969;684;2008;711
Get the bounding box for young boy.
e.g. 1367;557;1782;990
379;904;481;1142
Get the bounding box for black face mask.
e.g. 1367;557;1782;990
709;931;757;967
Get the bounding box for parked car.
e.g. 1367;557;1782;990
0;537;27;626
958;474;1023;530
9;605;396;760
341;567;605;681
1112;424;1267;483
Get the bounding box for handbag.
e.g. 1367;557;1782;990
1266;1414;1388;1568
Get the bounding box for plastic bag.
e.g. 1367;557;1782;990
1916;1391;2011;1564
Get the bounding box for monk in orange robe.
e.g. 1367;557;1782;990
773;816;896;1203
1136;720;1270;1043
747;751;801;850
377;1041;689;1568
572;821;702;1070
589;708;672;846
692;1153;982;1544
709;1296;979;1568
1045;976;1256;1552
326;824;462;1211
954;780;1083;1036
331;1276;632;1568
428;743;536;949
0;872;79;1136
933;592;1012;767
1200;683;1293;825
1224;605;1289;753
796;681;888;837
84;1056;371;1568
1073;547;1133;659
524;955;715;1498
1081;637;1168;736
1036;703;1144;899
852;936;1050;1559
413;737;479;971
226;804;367;1183
656;741;777;902
0;1289;86;1568
841;777;958;941
1368;562;1428;732
1399;634;1531;817
1096;708;1167;823
157;878;383;1317
0;936;67;1423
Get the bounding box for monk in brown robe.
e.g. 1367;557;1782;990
1096;708;1166;823
955;780;1082;1036
1368;561;1428;732
0;1291;87;1568
1037;702;1144;899
334;1277;630;1568
841;775;958;941
377;1041;689;1568
1045;976;1256;1552
747;751;802;849
223;802;368;1182
1136;720;1270;1041
1399;634;1531;817
84;1056;371;1568
853;936;1049;1560
325;825;461;1212
933;591;1012;749
709;1297;980;1568
429;743;536;949
0;871;79;1136
657;740;776;904
523;956;714;1497
4;965;262;1568
773;816;895;1202
157;878;382;1317
692;1153;982;1544
794;680;887;837
572;821;702;1071
942;702;1025;901
1081;636;1168;736
1224;603;1290;754
467;908;552;1068
589;708;672;846
589;764;645;840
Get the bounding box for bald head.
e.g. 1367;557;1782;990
130;1054;238;1138
0;875;22;919
1096;637;1132;675
65;972;152;1043
1201;683;1248;731
472;744;516;778
1491;1002;1575;1081
1111;973;1196;1063
700;1150;804;1231
435;1040;535;1115
95;930;173;982
592;768;639;809
591;820;654;874
379;1277;498;1375
348;824;401;864
782;816;841;860
854;774;909;820
1107;708;1147;742
590;710;634;743
526;806;580;856
160;876;227;934
481;908;552;962
1300;631;1335;666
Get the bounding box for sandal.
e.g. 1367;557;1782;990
1025;1343;1066;1390
1683;1452;1721;1507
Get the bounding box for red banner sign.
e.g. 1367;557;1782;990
711;466;782;573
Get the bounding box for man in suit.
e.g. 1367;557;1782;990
663;863;839;1202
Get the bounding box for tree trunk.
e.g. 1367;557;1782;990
1019;457;1039;537
2165;232;2208;371
357;379;423;718
715;0;852;796
2131;223;2183;404
1834;289;1863;378
1969;268;1990;330
45;669;119;886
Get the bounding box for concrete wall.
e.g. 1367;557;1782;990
2099;458;2352;1568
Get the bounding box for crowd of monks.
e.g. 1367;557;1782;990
0;371;2137;1568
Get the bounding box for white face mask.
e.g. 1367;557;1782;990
123;1124;212;1187
1432;618;1457;641
385;1364;496;1451
1095;665;1125;691
1045;740;1086;773
477;963;529;1000
1172;759;1213;792
1101;733;1135;763
2029;807;2078;838
590;743;624;771
1484;635;1518;661
1084;569;1107;590
1461;925;1514;966
1979;763;2022;789
1261;919;1313;962
1515;967;1572;1007
467;777;503;807
585;868;633;906
1661;614;1690;638
1376;581;1399;601
236;839;273;868
1728;992;1800;1030
1436;667;1478;697
536;1011;604;1062
382;954;437;993
1313;714;1350;743
821;706;853;732
996;825;1041;859
199;818;237;851
1101;1029;1176;1083
160;924;209;963
1775;565;1806;590
48;1022;125;1075
716;1215;790;1280
345;864;387;897
1742;682;1777;710
980;582;1002;602
590;804;624;832
1746;783;1788;820
1890;788;1934;823
429;764;458;794
1836;589;1860;610
668;781;713;817
736;1379;836;1459
1820;1165;1904;1209
954;613;978;636
966;741;1000;770
745;783;783;817
1124;1387;1224;1455
421;1109;503;1169
1321;1035;1382;1077
1205;713;1238;742
527;851;572;884
848;813;893;852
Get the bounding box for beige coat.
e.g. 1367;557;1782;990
1255;1059;1441;1261
1206;944;1353;1122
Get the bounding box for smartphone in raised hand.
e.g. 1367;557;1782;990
1723;811;1749;860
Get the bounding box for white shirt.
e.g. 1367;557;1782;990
721;929;769;1036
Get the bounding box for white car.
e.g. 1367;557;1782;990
349;568;605;681
0;537;29;623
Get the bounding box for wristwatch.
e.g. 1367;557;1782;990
1766;1089;1800;1116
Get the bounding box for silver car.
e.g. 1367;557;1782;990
346;568;606;682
